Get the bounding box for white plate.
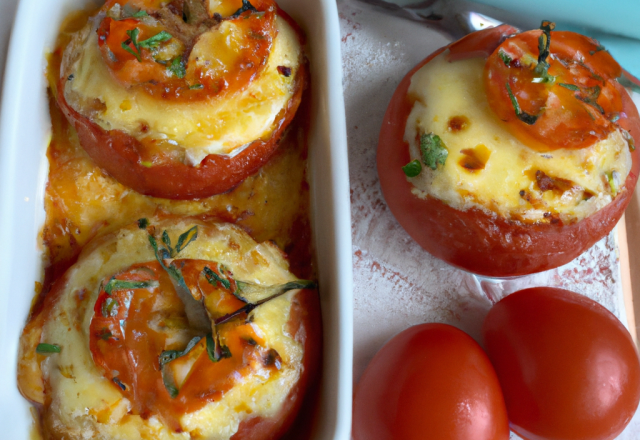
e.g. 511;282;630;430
0;0;353;438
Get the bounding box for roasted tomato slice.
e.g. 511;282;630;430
97;0;277;102
89;260;281;430
485;25;624;151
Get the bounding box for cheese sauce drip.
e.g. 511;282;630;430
404;52;632;224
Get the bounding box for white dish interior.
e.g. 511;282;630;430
0;0;352;438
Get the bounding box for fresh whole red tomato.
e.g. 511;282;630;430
353;323;509;440
483;287;640;440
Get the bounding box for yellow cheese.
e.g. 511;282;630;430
64;15;301;165
38;220;304;440
404;52;632;223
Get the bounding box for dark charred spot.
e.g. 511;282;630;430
519;190;526;197
277;66;292;77
140;123;150;133
112;377;127;391
244;337;258;346
447;115;469;132
67;74;74;81
543;212;551;218
263;349;282;369
458;145;490;172
535;170;576;193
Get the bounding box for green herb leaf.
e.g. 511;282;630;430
231;0;258;18
575;85;604;113
168;57;186;78
189;84;204;90
121;40;141;61
617;74;640;94
36;343;61;354
102;297;119;317
121;28;142;61
589;44;606;56
138;218;149;229
498;49;512;66
206;332;232;363
139;31;172;49
203;266;231;290
419;133;448;170
132;10;148;18
506;82;540;125
537;20;555;65
162;230;173;257
97;328;113;340
607;171;621;196
176;226;198;253
159;336;203;398
402;159;422;177
558;83;579;91
104;279;158;295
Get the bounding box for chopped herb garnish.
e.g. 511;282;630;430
206;332;232;363
203;266;231;290
139;31;172;49
419;133;448;170
589;44;606;56
104;279;157;295
162;230;173;255
140;161;153;168
622;129;636;151
575;85;604;113
617;75;640;94
176;226;198;253
159;336;203;398
138;218;149;229
168;57;186;78
132;10;148;18
189;84;204;90
112;377;127;391
506;82;539;125
558;83;580;91
533;21;556;83
610;113;620;123
102;297;119;317
231;0;258;18
159;336;202;368
36;343;61;354
498;49;512;66
607;171;621;196
402;159;422;177
97;328;113;340
121;28;141;61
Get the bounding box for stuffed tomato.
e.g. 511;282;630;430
378;24;640;277
57;0;306;199
18;218;321;440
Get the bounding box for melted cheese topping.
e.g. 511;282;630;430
63;15;301;165
38;220;303;440
405;52;632;223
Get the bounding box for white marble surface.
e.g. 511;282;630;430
338;0;640;438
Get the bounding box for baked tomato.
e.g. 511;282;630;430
483;287;640;440
353;323;509;440
17;219;321;440
377;25;640;277
56;0;307;200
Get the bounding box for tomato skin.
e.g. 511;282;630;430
377;25;640;277
483;287;640;440
353;323;509;440
55;62;305;200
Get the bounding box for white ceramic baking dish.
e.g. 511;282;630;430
0;0;353;438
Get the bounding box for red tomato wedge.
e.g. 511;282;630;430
353;323;509;440
483;287;640;440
